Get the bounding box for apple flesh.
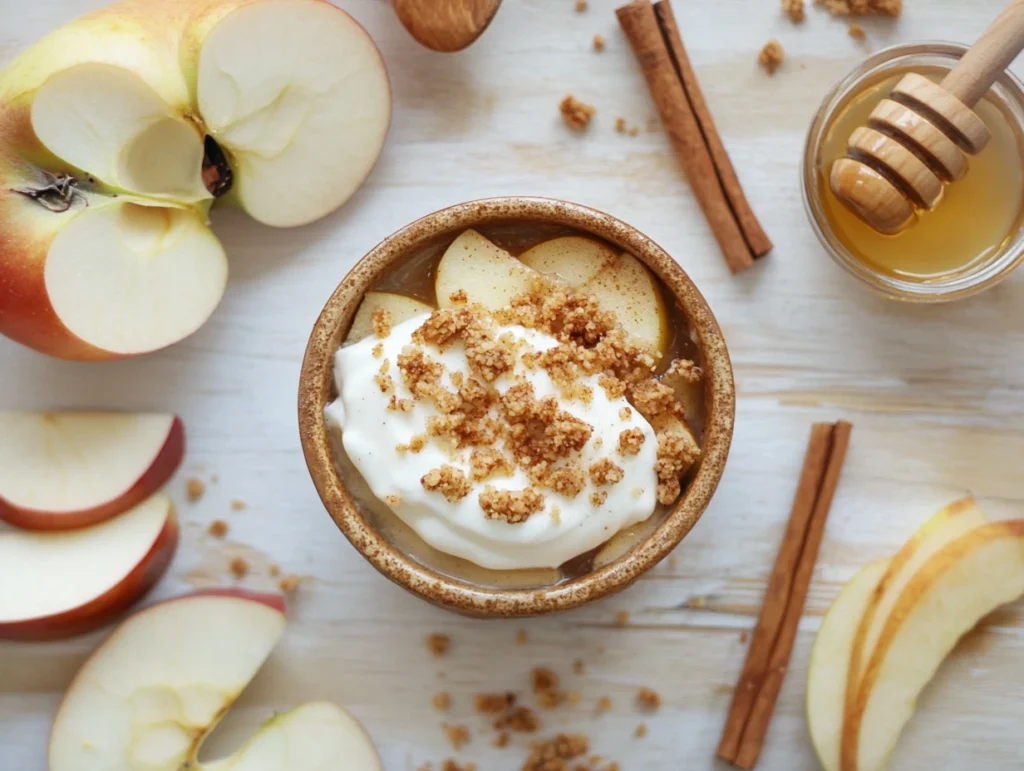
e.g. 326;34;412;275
843;520;1024;771
0;411;184;530
49;590;382;771
0;0;391;360
435;229;538;311
346;291;432;344
0;492;178;640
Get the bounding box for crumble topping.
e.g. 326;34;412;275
186;477;205;502
433;692;452;711
654;421;701;504
388;395;414;413
372;342;384;358
596;696;612;714
848;22;866;38
384;494;402;507
374;359;393;394
560;95;595;130
758;40;784;74
590;491;608;507
782;0;805;21
229;557;249;579
589;458;624;486
475;693;516;714
495;706;540;733
634;723;648;739
664;357;702;385
422;465;473;502
618;428;645;456
636;687;661;712
427;634;451;656
449;289;468;304
443;723;470;751
479;486;545;524
574;0;588;12
469;447;514;481
371;307;392;338
619;406;632;420
522;734;589;771
817;0;900;15
593;34;605;51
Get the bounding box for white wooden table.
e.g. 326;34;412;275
3;1;1024;769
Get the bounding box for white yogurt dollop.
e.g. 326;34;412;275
325;313;658;570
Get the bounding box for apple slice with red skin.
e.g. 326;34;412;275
0;492;178;641
0;411;184;530
49;590;382;771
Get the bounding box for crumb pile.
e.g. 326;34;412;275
560;95;596;130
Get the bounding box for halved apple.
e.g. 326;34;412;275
49;590;382;771
0;411;184;530
806;559;888;771
843;498;986;733
435;229;538;311
346;291;432;344
0;493;178;640
842;520;1024;771
519;235;669;355
0;0;391;360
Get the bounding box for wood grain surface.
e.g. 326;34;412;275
2;1;1024;769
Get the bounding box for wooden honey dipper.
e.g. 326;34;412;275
831;0;1024;235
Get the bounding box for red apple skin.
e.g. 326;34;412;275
186;587;288;616
0;416;186;531
0;508;180;641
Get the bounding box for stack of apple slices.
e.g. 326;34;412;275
0;0;390;360
807;499;1024;771
0;411;183;639
49;591;382;771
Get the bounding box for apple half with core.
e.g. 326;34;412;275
0;0;391;360
49;591;382;771
0;411;184;530
0;492;178;640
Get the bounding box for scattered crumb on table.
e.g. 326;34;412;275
634;722;648;739
427;633;451;657
516;629;528;645
229;557;249;579
817;0;900;16
848;22;866;38
575;0;588;11
475;692;516;714
269;563;281;577
636;687;661;712
593;33;605;51
433;692;452;712
443;723;471;751
207;519;229;538
278;574;303;593
614;610;629;626
758;39;784;74
597;696;612;714
782;0;805;22
441;761;476;771
230;499;247;511
522;734;589;771
494;705;541;733
186;478;206;502
560;95;595;131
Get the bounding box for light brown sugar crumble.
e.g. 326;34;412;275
374;359;393;394
230;498;247;511
817;0;900;15
443;723;470;751
186;477;205;502
523;734;589;771
782;0;805;22
619;406;632;420
494;705;541;733
422;465;473;503
848;22;866;38
634;722;648;738
636;687;661;712
278;574;302;593
427;633;451;656
590;490;608;507
469;448;513;481
207;519;228;538
449;289;468;304
574;0;588;12
560;95;595;130
665;357;702;384
479;486;545;524
433;692;452;711
617;428;645;456
758;40;784;75
596;696;612;713
388;395;414;413
593;34;605;51
589;458;624;486
384;494;401;507
441;761;475;771
614;610;630;626
229;557;249;579
372;342;383;358
475;692;516;714
371;307;392;338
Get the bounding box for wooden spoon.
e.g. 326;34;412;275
830;0;1024;235
393;0;503;53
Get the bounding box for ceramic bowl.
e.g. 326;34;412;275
298;197;735;616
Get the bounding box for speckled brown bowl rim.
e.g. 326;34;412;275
298;197;735;617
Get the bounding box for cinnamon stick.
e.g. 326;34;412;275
616;0;772;273
717;421;853;768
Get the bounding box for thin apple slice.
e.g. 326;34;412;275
435;229;538;311
0;493;178;640
31;63;209;201
519;235;615;285
0;411;184;530
806;559;889;771
49;590;381;771
843;498;986;730
196;0;391;227
843;520;1024;771
43;201;228;356
346;291;432;344
584;251;669;356
203;702;381;771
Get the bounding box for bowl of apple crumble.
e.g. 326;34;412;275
299;197;734;616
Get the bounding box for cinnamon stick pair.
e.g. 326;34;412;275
717;421;853;768
616;0;772;273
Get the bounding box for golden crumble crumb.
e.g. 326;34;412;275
631;379;676;421
593;437;603;450
782;0;805;22
615;117;626;133
619;406;632;420
427;633;451;657
469;447;514;481
230;499;247;511
532;667;559;692
550;505;562;524
599;374;626;400
848;22;866;38
560;95;595;131
597;696;612;714
449;289;468;304
493;731;510;748
593;33;605;51
479;486;545;524
686;595;707;609
817;0;900;15
269;563;280;577
627;127;639;137
618;428;645;456
654;422;701;504
573;659;585;675
516;629;528;645
636;687;661;712
372;342;384;359
207;519;228;538
384;494;401;507
634;722;648;738
665;358;702;384
450;371;465;388
574;0;588;11
371;307;392;338
614;610;629;626
590;491;608;507
388;395;414;413
186;477;205;502
278;574;303;593
433;692;452;711
409;435;427;452
632;487;644;498
522;734;589;771
374;358;394;394
758;39;784;75
441;761;475;771
422;466;472;503
443;723;470;751
475;692;516;714
589;458;624;486
229;557;249;579
494;705;540;733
